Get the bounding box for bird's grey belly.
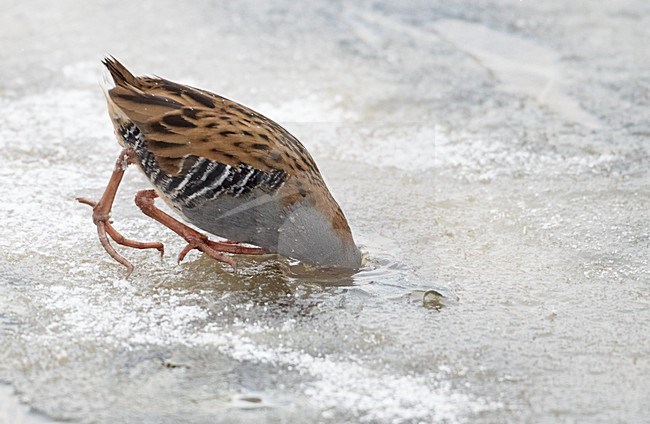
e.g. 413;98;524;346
178;190;362;269
180;189;285;249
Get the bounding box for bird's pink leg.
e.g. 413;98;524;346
77;149;164;277
133;190;267;271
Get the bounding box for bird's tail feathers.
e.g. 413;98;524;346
102;56;138;87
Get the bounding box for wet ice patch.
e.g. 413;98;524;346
13;277;498;423
434;19;601;128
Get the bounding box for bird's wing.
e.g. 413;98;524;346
103;57;319;181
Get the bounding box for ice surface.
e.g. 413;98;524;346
1;1;649;423
434;19;602;128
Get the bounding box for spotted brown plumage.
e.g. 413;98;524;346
77;56;362;274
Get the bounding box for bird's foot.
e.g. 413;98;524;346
77;196;165;278
76;149;164;278
134;189;268;272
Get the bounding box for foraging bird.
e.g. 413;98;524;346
77;57;362;275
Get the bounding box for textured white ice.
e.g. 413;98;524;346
1;1;649;423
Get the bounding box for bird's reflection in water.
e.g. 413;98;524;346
147;254;358;321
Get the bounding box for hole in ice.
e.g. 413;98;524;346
229;393;269;409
